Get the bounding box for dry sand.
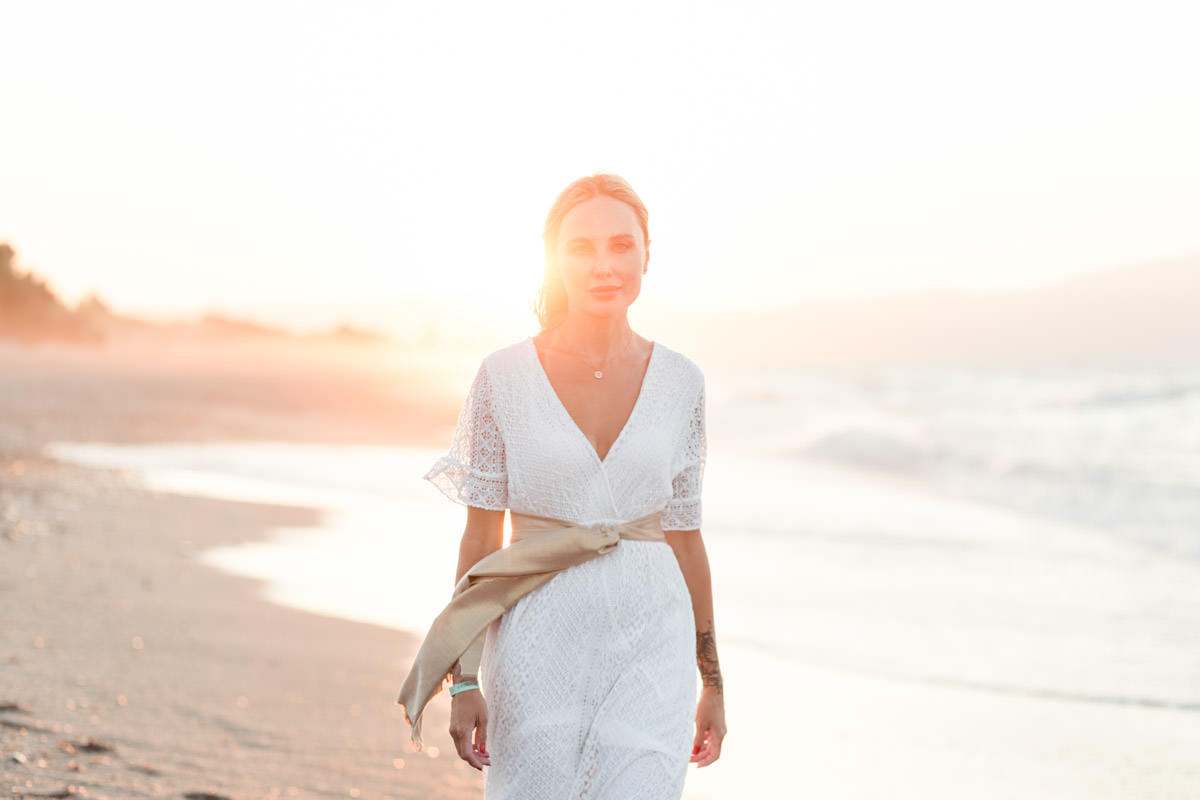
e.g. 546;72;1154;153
1;338;482;799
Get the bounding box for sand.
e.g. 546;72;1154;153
0;338;481;799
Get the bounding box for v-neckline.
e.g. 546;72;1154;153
526;336;659;467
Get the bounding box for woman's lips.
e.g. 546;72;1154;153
589;286;622;297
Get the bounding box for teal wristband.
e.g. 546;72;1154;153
449;680;480;696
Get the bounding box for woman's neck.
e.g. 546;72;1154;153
552;314;635;361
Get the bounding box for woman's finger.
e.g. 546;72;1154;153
691;723;708;758
690;727;710;763
696;736;721;766
462;737;486;770
451;722;484;770
450;727;473;767
690;721;728;767
696;725;726;766
474;717;490;767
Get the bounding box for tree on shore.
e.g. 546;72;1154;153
0;243;105;345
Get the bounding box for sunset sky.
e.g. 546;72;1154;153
2;0;1197;338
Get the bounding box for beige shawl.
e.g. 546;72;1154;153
396;511;666;745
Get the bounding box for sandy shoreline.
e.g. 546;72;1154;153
1;452;483;800
1;340;482;799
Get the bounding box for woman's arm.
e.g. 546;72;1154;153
665;528;727;767
454;506;505;583
448;506;505;770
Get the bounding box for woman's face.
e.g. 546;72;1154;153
554;195;648;321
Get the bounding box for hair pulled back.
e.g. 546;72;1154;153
535;173;650;330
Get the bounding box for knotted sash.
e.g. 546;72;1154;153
396;511;666;745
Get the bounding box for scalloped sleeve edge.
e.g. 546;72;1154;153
424;456;509;511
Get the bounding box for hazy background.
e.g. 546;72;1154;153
4;3;1200;800
3;0;1198;354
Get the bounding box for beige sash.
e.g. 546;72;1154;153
395;511;666;745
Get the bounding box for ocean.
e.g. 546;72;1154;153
46;362;1200;799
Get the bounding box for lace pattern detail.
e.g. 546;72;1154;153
661;385;706;530
661;489;701;531
424;363;509;510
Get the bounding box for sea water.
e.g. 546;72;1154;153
46;363;1200;799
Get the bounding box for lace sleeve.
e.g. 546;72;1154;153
424;363;508;510
661;383;706;531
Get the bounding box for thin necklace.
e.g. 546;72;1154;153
546;332;634;380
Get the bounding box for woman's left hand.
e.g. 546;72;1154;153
690;685;726;766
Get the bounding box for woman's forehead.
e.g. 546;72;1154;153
559;195;642;240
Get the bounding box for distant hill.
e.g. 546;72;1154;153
665;256;1200;367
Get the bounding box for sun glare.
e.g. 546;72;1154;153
0;1;1196;338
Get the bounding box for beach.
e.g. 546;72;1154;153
0;340;486;799
5;1;1200;795
1;454;486;799
5;338;1200;799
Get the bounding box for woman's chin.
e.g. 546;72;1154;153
572;292;640;319
580;302;633;320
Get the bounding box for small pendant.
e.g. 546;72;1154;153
593;370;604;379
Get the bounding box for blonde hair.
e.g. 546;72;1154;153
534;173;650;330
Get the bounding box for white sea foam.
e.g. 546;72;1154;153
710;363;1200;559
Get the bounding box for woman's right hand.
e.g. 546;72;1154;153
449;691;490;770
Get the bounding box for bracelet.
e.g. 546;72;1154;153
448;679;480;696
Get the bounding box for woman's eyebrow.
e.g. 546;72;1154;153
564;233;635;245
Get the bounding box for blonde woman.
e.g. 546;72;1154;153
400;173;725;799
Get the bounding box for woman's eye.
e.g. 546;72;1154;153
569;244;591;256
612;242;630;252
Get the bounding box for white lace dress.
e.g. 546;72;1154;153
426;337;706;800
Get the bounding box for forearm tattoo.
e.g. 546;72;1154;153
696;619;723;694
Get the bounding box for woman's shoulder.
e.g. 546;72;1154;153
651;340;705;391
476;337;534;380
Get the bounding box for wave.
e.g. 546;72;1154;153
796;426;951;475
791;423;1200;562
1070;383;1200;409
828;658;1200;713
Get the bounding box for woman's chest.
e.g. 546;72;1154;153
538;368;647;463
495;368;683;488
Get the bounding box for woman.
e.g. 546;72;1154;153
402;173;726;798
